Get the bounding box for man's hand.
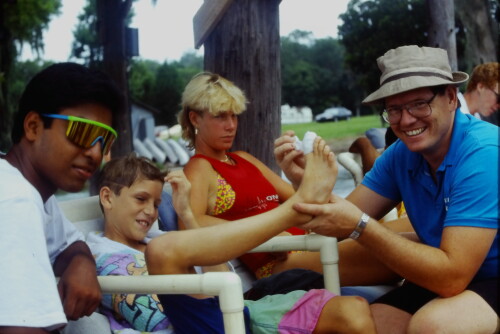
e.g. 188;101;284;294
293;194;363;239
274;130;306;189
54;241;101;320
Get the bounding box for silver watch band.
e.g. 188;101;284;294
349;213;370;240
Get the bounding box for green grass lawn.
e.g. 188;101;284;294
281;114;386;141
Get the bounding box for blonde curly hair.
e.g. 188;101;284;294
177;72;248;149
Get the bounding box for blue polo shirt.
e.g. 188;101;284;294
363;110;499;280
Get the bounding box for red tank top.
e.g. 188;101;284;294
192;153;305;273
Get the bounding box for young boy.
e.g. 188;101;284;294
0;62;123;333
89;147;377;334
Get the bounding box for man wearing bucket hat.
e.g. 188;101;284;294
274;45;498;333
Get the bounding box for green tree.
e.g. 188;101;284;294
282;58;318;107
148;62;183;126
71;0;101;66
9;60;53;114
173;52;204;87
281;31;359;115
127;53;202;127
281;32;319;111
0;0;61;151
71;0;202;130
338;0;429;100
70;0;135;68
128;59;159;102
309;38;351;112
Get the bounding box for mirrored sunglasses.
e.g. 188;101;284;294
41;113;117;155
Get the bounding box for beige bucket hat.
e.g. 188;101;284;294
362;45;469;105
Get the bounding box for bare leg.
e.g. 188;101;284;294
272;251;324;274
408;291;499;334
349;137;381;175
370;303;411;334
271;240;401;286
146;137;337;275
272;217;411;286
336;217;411;286
315;296;377;334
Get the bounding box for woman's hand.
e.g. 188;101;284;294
274;130;306;189
165;170;196;227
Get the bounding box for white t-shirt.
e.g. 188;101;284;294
458;92;482;119
0;159;84;330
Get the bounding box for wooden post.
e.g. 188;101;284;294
90;0;133;196
427;0;458;70
202;0;282;173
97;0;133;157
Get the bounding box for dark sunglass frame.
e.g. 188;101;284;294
382;93;437;124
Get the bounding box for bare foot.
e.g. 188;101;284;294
295;137;337;204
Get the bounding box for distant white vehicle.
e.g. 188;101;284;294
315;107;352;122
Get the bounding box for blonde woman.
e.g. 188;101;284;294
179;72;326;279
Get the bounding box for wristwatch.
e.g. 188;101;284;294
349;213;370;240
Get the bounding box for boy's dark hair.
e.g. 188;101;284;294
11;62;124;143
97;154;167;197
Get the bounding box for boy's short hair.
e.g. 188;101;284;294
97;154;167;197
11;62;124;143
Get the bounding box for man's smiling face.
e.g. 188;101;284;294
386;86;457;162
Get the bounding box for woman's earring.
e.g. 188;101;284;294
195;128;199;135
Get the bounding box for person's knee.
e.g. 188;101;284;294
349;137;373;154
321;296;374;333
407;305;447;334
341;296;374;332
408;293;499;334
408;314;443;334
145;232;183;274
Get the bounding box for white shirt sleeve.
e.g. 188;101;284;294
45;196;85;265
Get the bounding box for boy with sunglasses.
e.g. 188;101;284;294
0;62;123;333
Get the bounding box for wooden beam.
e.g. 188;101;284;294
193;0;234;49
204;0;282;172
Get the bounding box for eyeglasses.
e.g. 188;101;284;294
488;88;500;104
382;93;437;124
41;113;117;155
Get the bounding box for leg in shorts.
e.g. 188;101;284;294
158;294;252;334
245;289;337;334
373;278;498;316
159;289;336;334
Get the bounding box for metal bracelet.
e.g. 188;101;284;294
349;213;370;240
